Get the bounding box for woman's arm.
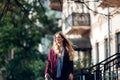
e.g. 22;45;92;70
69;60;73;73
69;73;73;80
69;60;74;80
45;49;52;75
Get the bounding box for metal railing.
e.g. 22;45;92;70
89;53;120;80
74;53;120;80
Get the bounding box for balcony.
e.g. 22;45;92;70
64;13;91;36
99;0;120;8
49;0;62;11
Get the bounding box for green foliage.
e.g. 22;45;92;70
6;51;46;80
0;0;60;80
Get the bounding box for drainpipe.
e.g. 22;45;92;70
107;6;111;57
107;6;112;80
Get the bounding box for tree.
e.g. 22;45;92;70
0;0;61;80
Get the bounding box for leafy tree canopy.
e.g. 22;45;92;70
0;0;61;80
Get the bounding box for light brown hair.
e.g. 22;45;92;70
53;32;74;61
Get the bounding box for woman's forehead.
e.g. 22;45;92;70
55;34;61;37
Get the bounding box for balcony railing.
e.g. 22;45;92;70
64;13;91;35
73;13;90;26
65;12;90;27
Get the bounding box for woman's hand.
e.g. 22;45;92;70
45;73;53;80
69;73;73;80
45;73;49;78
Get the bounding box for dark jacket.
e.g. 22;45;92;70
45;48;73;80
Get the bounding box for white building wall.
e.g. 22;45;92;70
62;0;120;65
90;1;120;64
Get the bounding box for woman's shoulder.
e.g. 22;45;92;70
48;48;57;58
50;47;54;51
49;48;55;54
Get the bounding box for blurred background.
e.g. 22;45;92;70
1;0;120;80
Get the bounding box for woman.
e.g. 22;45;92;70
45;32;74;80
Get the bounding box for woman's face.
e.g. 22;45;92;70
55;34;63;45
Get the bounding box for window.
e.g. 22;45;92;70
105;38;109;58
96;43;99;63
116;33;120;53
116;33;120;68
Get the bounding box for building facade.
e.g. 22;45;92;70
62;0;92;70
89;0;120;64
49;0;120;67
49;0;120;79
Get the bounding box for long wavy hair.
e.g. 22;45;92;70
53;32;74;61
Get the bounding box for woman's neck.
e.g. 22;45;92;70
58;43;63;48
